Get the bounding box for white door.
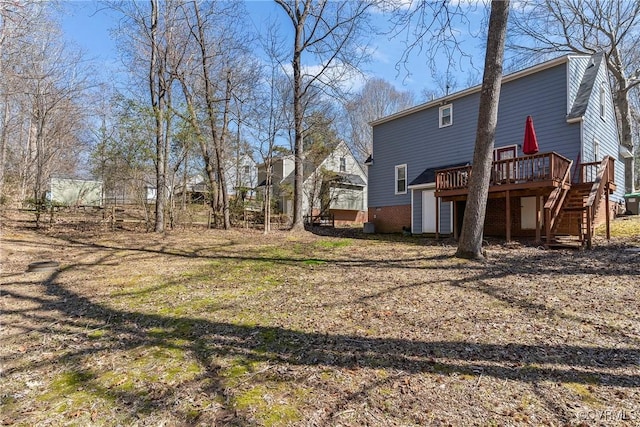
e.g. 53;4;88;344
521;196;537;230
422;190;437;233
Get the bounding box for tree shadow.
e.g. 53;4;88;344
3;261;640;424
2;232;639;424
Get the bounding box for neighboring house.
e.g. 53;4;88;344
225;153;258;200
49;178;103;207
257;141;368;225
174;176;209;204
173;154;257;205
368;53;626;247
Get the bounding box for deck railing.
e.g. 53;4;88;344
583;156;615;248
436;152;572;192
544;160;574;243
579;156;615;184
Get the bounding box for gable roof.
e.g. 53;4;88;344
566;51;605;122
307;140;367;182
258;141;367;187
336;173;366;187
371;54;585;127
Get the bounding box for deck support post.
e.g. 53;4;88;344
435;194;439;239
586;206;592;249
535;194;541;243
605;186;610;241
505;190;511;242
453;201;459;240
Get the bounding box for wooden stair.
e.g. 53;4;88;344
546;185;591;248
544;156;615;249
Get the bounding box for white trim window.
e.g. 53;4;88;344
339;157;346;172
439;104;453;128
395;164;407;194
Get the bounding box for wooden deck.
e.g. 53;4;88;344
432;153;616;248
435;152;572;199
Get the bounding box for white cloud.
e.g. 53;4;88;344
281;61;368;95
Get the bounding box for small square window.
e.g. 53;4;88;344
439;104;453;128
395;164;407;194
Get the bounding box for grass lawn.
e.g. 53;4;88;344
1;213;639;426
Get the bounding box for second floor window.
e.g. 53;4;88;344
439;104;453;128
395;164;407;194
340;157;346;172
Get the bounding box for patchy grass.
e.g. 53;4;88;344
1;212;639;426
596;214;640;240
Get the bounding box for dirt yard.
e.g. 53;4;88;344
1;211;639;426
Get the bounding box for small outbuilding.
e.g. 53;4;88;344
50;178;103;207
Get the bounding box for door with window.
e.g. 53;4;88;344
494;145;517;182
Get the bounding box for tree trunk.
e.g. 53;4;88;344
215;70;232;229
0;100;8;204
614;85;636;193
264;156;272;234
190;0;232;229
291;24;305;231
177;78;218;215
34;118;44;228
149;0;165;233
456;0;510;260
164;80;173;229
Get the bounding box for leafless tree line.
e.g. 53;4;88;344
1;0;638;242
0;1;92;226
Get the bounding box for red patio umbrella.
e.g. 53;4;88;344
522;115;539;155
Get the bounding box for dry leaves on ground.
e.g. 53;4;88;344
1;212;639;426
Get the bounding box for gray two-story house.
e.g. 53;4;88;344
368;53;628;247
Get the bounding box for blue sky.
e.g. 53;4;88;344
61;1;488;99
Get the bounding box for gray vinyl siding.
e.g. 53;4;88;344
370;60;581;209
580;61;625;202
412;190;422;233
370;94;480;208
494;64;580;162
440;202;452;234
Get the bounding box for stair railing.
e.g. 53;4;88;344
544;160;573;244
584;156;613;249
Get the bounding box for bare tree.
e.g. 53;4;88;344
274;0;373;231
0;1;46;205
389;1;510;258
386;0;481;85
91;95;156;210
10;11;92;225
344;78;414;161
247;24;290;234
110;0;192;232
174;0;254;230
509;0;640;193
456;0;510;260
